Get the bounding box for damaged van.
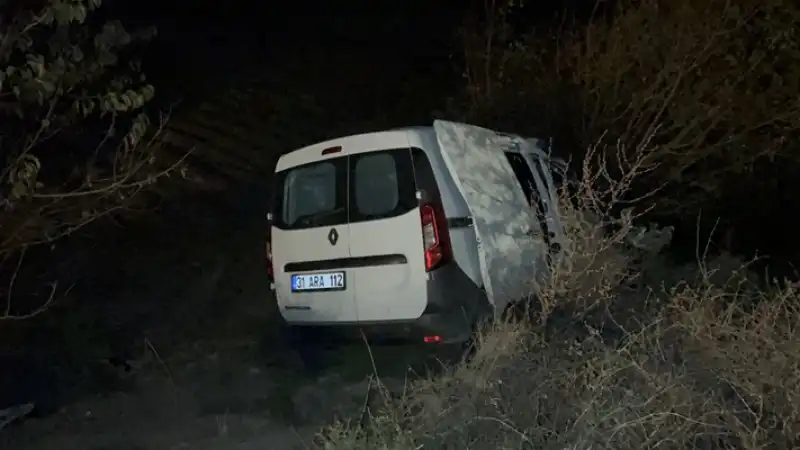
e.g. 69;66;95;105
266;120;567;347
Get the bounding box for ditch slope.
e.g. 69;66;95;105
0;192;455;450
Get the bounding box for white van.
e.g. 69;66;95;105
266;120;566;346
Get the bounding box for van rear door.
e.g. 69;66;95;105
271;156;358;324
347;148;428;322
433;120;547;311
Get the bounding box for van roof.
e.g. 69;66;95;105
275;124;558;173
386;125;435;134
275;126;437;172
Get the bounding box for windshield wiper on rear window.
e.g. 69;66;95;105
295;207;345;227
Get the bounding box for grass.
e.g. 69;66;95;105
261;336;471;425
311;145;800;450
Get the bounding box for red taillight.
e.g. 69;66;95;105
420;202;452;272
423;335;442;343
321;146;342;155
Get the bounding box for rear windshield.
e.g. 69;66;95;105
272;148;423;230
281;159;346;228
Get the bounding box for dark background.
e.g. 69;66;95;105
117;0;596;124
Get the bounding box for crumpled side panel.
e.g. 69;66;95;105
433;120;540;311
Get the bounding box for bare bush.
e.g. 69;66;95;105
455;0;800;218
0;0;188;320
533;131;669;327
313;135;800;449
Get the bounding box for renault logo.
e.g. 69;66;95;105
328;228;339;246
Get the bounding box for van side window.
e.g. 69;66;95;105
530;157;554;208
349;149;417;223
504;152;539;208
551;166;565;190
550;159;567;190
504;152;550;235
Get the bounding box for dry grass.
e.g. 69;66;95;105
312;142;800;450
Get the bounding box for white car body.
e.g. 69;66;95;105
267;120;566;344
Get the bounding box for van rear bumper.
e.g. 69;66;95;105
283;261;492;346
284;310;474;346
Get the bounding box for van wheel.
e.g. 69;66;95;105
460;313;492;363
460;333;478;363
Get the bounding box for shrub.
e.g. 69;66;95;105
312;137;800;450
453;0;800;220
0;0;183;320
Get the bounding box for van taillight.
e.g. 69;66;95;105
266;242;274;281
265;221;274;282
420;203;452;271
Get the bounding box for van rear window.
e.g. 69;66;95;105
353;152;399;217
272;148;419;230
281;160;346;228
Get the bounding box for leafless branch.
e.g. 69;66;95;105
1;246;72;321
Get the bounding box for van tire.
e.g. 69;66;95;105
460;325;479;363
460;308;494;363
456;287;494;363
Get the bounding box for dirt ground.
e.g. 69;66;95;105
1;338;448;450
0;194;458;450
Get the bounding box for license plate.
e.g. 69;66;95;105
291;271;346;292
